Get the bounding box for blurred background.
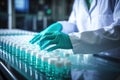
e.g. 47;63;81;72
0;0;74;32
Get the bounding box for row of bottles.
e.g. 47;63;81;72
0;29;37;36
1;29;119;80
0;35;72;80
0;30;99;80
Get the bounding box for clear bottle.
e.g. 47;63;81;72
15;45;21;57
2;39;6;51
0;38;2;58
7;41;12;63
4;40;9;60
11;42;16;55
25;49;33;77
36;53;43;70
19;47;26;60
25;49;32;65
13;43;18;57
2;39;7;59
54;60;64;80
12;43;17;56
14;45;20;67
41;55;50;73
70;54;95;71
46;58;58;80
63;59;71;80
5;40;9;53
30;51;37;67
0;38;5;58
11;42;17;64
35;53;43;80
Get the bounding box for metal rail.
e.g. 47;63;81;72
0;61;17;80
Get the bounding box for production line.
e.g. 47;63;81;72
1;0;120;79
0;29;120;80
0;29;73;80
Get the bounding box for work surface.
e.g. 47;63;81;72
0;29;120;80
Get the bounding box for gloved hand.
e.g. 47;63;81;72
29;22;62;44
37;31;73;51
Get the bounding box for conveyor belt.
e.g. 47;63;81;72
0;29;120;80
0;29;72;80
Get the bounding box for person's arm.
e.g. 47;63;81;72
69;28;120;54
29;0;78;46
69;0;120;54
58;21;78;34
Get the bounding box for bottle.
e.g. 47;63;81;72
14;45;20;67
36;53;43;70
19;47;26;60
30;51;37;67
29;51;38;80
25;49;33;77
15;45;21;57
11;42;16;55
46;58;58;80
0;38;4;58
11;42;17;64
0;38;2;58
25;49;32;65
54;60;64;80
4;40;9;60
41;55;50;73
63;59;71;80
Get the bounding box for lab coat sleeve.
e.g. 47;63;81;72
69;0;120;54
58;21;78;34
69;27;120;54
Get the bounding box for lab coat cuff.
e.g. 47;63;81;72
58;21;78;34
69;32;82;54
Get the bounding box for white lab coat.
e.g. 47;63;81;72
59;0;120;54
59;0;120;80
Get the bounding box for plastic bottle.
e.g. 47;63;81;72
54;60;64;80
4;40;9;60
30;51;37;67
0;38;2;58
41;55;50;73
46;58;58;80
19;47;26;60
36;53;43;70
25;49;32;64
15;45;21;57
63;59;71;79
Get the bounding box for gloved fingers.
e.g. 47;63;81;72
37;32;57;47
29;34;39;43
44;32;53;35
39;32;59;46
39;34;56;44
38;39;54;48
40;39;57;50
46;45;58;52
29;34;41;44
46;22;62;32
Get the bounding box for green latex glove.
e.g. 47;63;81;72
29;22;62;44
37;31;73;51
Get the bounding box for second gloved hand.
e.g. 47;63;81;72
37;31;73;51
29;22;62;44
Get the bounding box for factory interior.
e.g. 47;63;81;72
0;0;73;31
0;0;120;80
